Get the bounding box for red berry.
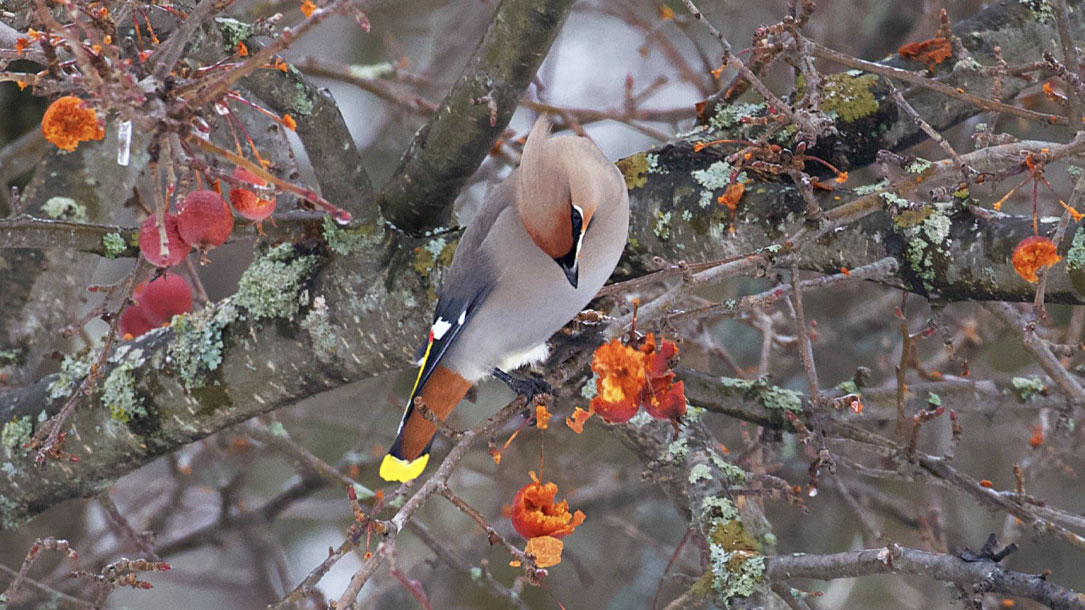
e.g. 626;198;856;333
139;214;191;268
140;273;193;326
177;189;234;250
119;305;154;339
229;167;276;222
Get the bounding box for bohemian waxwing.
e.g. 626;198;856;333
379;116;631;482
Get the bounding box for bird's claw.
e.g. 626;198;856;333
491;368;552;401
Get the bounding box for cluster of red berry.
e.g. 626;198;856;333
124;168;276;339
138;167;276;267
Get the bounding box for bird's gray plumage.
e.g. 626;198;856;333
434;118;630;382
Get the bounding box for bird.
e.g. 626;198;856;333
379;116;631;483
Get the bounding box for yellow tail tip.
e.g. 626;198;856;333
380;453;430;482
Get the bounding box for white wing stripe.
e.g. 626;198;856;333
432;318;453;341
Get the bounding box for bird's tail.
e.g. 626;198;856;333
380;365;472;482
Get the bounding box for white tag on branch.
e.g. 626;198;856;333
117;121;132;166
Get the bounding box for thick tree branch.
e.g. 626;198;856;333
378;0;574;233
766;546;1084;610
621;137;1085;306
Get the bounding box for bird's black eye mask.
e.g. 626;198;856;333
553;202;584;288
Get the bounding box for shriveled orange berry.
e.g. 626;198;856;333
510;472;585;539
41;96;105;151
1012;236;1061;283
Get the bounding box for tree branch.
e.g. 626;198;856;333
378;0;575;233
766;546;1084;610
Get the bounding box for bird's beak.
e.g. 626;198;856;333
555;231;583;289
560;259;579;288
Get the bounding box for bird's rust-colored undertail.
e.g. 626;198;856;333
398;365;473;460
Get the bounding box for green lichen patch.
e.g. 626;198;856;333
835;380;859;394
322;216;380;256
1067;227;1085;295
169;302;237;389
710;519;759;554
893;207;933;229
41;196;88;223
700;494;739;522
101;360;146;423
710;452;748;483
215;17;255;49
266;421;289;438
709;102;766;132
288;75;317;116
412;236;458;276
691;160;739;208
235;244;318;321
853;178;889;195
616;153;651;190
666;437;689;463
1067;227;1085;271
1019;0;1054;23
893;201;953;292
301;295;339;360
1011;376;1046;401
689;462;713;484
1;416;32;456
692;501;764;602
102;232;126;258
48;352;93;401
819;73;880;123
1;495;22;529
718;376;803;412
905;158;933;174
654;210;673;240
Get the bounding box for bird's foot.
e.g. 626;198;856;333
491;368;552;401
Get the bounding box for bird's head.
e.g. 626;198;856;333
516;116;615;288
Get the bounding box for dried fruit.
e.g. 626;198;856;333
641;335;686;421
1012;236;1061;283
525;536;564;568
139;214;192;268
589;338;647;423
898;37;952;72
565;407;592;434
177;189;234;253
717;182;745;211
229;167;277;224
535;404;551;430
510;472;585;539
41;96;105;151
139;273;193;325
589;334;686;423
